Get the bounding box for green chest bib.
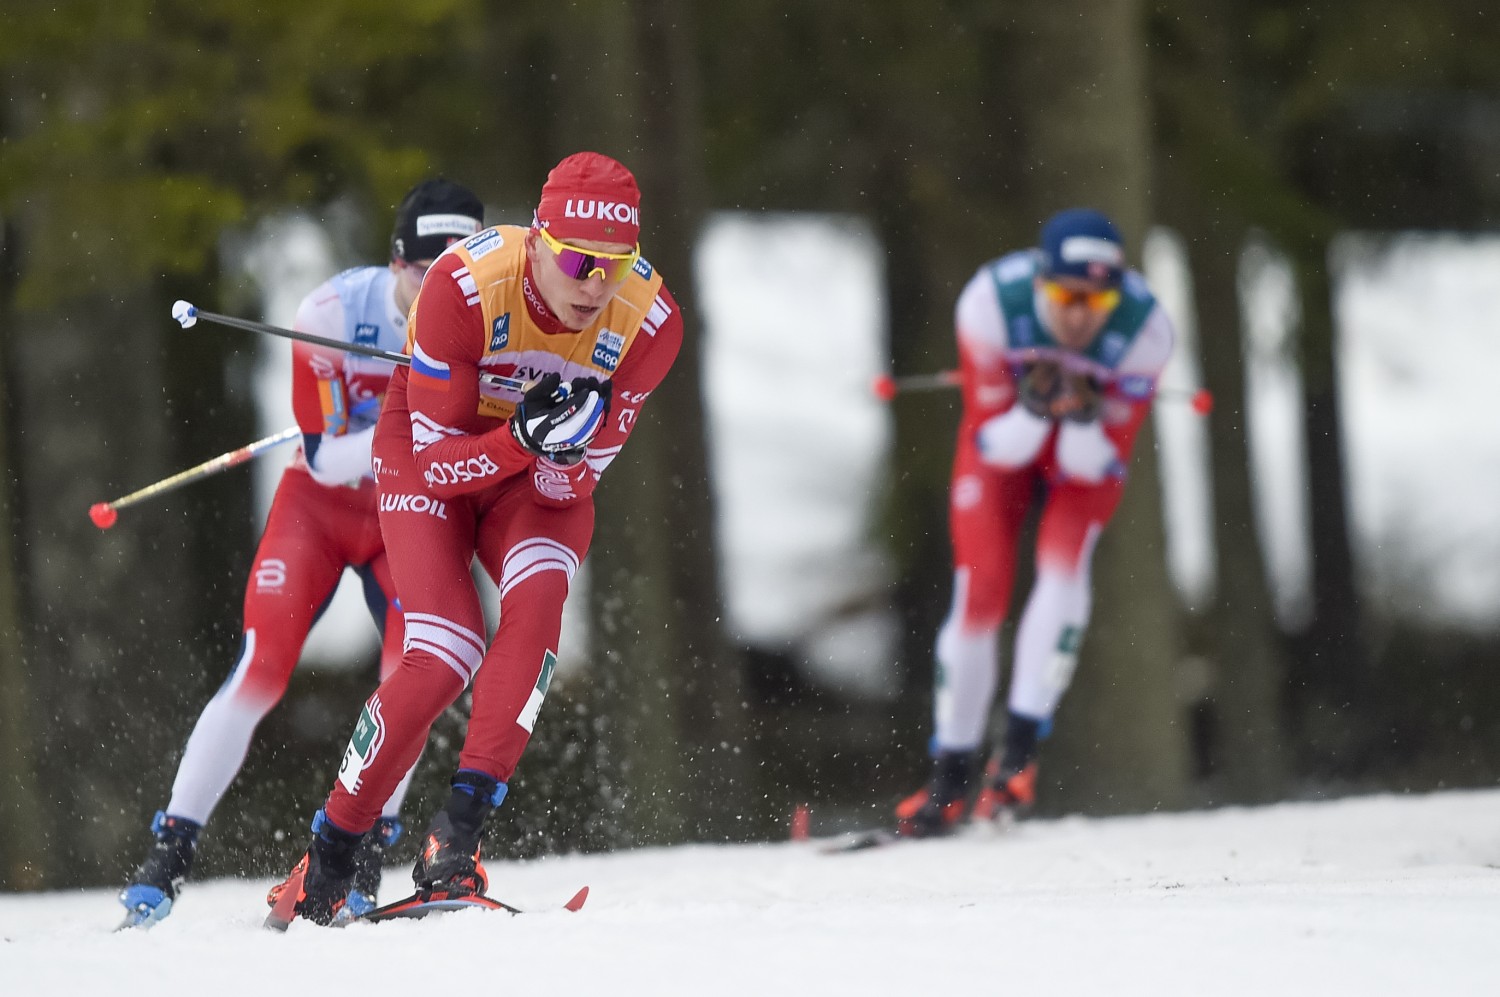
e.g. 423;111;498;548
988;250;1156;371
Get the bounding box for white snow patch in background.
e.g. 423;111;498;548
697;212;899;700
1240;236;1314;631
1334;233;1500;631
1144;228;1216;610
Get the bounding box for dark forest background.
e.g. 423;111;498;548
3;1;1499;891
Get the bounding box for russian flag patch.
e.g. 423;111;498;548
410;341;451;391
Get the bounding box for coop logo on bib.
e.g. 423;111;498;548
592;328;625;372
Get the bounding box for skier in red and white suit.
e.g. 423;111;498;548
119;180;485;928
895;208;1175;837
274;152;683;924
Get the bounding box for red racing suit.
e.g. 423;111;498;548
931;252;1174;753
323;226;683;833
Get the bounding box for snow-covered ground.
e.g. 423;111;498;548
6;789;1499;994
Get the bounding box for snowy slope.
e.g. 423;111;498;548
5;790;1500;996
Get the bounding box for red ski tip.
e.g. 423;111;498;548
790;804;811;842
89;503;118;530
1190;388;1214;415
563;886;590;912
264;857;308;932
871;373;898;402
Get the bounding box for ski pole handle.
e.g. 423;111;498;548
171;300;527;392
89;426;302;530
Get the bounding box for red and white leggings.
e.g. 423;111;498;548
165;469;411;825
931;440;1124;752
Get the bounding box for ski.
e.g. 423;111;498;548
817;828;904;854
357;885;589;923
816;814;1021;854
265;880;587;930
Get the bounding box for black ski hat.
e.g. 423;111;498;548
391;178;485;263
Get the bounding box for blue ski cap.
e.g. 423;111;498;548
1039;208;1124;287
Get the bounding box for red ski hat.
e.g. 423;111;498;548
534;152;641;247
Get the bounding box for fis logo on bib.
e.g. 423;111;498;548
354;322;379;347
489;313;511;352
592;328;625;372
632;257;654;280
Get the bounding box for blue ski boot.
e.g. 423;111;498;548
117;811;200;929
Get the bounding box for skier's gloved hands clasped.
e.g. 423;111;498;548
509;372;612;466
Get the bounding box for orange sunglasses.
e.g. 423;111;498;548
1041;280;1120;313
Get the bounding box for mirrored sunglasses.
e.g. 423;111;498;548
537;227;639;283
1041;280;1120;312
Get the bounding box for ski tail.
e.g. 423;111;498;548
358;885;589;923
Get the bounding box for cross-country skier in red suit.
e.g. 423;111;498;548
894;208;1175;837
118;180;485;928
269;152;683;925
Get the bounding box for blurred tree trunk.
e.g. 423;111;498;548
1165;199;1292;801
1149;0;1293;800
4;283;245;888
0;223;45;890
543;4;757;844
1005;0;1192;813
1281;248;1374;770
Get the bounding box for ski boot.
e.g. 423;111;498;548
972;713;1043;824
971;759;1039;823
266;810;365;927
411;770;507;898
347;816;404;917
118;811;200;929
894;751;979;838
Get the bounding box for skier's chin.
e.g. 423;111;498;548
566;303;602;329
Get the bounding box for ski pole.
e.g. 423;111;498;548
88;395;382;530
171;300;528;393
870;370;1214;414
869;371;961;398
89;426;301;530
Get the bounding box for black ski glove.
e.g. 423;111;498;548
1053;371;1103;423
509;373;612;466
1017;361;1063;418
